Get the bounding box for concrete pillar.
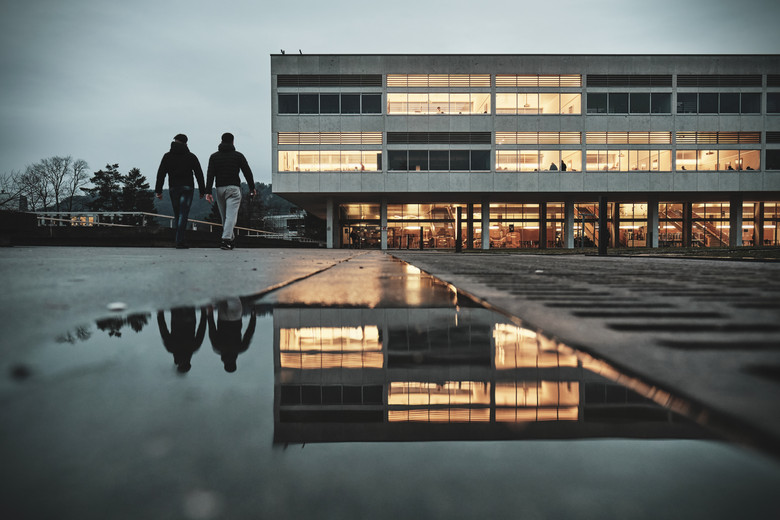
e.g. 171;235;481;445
380;199;388;251
467;203;474;249
755;202;765;247
729;194;743;248
539;202;547;249
598;196;608;255
565;200;574;249
647;197;659;248
326;198;335;249
683;202;693;247
481;199;490;250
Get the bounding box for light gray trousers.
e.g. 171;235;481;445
215;185;242;240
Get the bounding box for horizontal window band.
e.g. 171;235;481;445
387;132;491;144
277;74;382;87
675;132;761;144
586;75;672;87
277;132;383;145
677;74;762;87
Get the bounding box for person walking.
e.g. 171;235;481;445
205;133;256;250
155;134;206;249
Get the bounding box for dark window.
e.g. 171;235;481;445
450;150;470;171
341;94;360;114
608;93;628;114
741;93;761;114
388;151;408;171
769;93;780;113
278;94;298;114
767;150;780;170
320;94;339;114
651;93;671;113
299;94;319;114
677;93;697;113
362;94;382;114
629;93;650;114
720;93;740;113
429;151;449;170
699;93;718;114
471;150;491;171
587;93;608;114
408;150;428;171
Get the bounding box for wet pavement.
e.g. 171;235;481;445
1;247;780;519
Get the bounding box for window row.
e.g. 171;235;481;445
277;149;772;172
278;151;382;172
676;92;761;114
586;93;672;114
388;150;491;171
675;150;760;171
386;93;491;115
496;93;581;114
278;94;382;114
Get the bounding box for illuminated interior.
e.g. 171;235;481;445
278;150;381;172
585;150;672;171
496;150;582;172
493;323;578;369
676;150;760;171
495;93;581;114
387;93;491;115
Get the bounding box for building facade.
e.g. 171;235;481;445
270;54;780;250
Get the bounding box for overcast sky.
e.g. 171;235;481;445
1;0;779;186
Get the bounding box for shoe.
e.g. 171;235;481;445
220;240;234;250
176;242;189;249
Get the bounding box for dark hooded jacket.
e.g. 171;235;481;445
155;141;206;194
206;143;255;191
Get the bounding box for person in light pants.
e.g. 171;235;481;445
205;133;256;250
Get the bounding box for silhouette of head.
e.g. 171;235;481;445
174;134;188;144
223;356;237;373
176;361;191;373
221;132;234;144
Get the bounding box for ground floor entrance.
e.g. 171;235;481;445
333;200;780;250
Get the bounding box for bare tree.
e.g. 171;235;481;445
0;170;24;208
19;165;49;211
64;159;89;211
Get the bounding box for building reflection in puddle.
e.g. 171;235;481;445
272;305;707;444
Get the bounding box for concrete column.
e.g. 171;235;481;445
755;202;765;247
481;199;490;250
729;194;743;248
564;200;574;249
683;202;693;247
467;203;474;249
598;196;608;255
380;199;388;251
326;198;335;249
539;202;547;249
647;197;659;248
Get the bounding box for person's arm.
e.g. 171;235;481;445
205;155;215;203
192;155;206;199
239;153;256;196
155;154;167;198
194;307;207;350
240;309;257;353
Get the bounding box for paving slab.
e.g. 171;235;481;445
391;251;780;455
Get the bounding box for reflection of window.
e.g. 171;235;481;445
768;93;780;113
280;326;383;369
496;150;582;172
675;150;760;171
767;150;780;170
585;150;671;171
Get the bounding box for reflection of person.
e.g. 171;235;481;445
205;133;256;250
157;307;207;373
561;161;567;171
208;299;256;373
155;134;207;249
549;163;558;171
349;228;360;249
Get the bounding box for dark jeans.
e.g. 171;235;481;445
169;186;194;244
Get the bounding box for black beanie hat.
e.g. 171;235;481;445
173;133;188;144
221;132;234;144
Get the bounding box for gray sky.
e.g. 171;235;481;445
1;0;779;186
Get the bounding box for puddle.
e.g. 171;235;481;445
3;267;780;519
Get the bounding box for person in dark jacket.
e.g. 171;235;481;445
157;307;207;373
205;133;256;250
155;134;206;248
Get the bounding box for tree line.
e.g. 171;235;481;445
1;157;155;215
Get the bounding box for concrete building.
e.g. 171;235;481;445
270;54;780;250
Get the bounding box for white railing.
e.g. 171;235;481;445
29;211;315;241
